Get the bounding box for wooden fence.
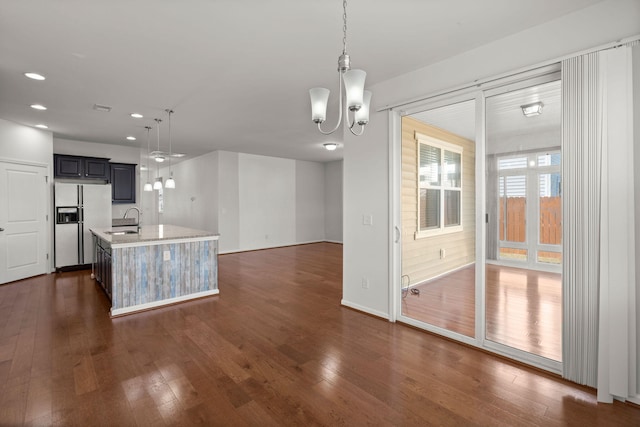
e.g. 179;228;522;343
499;196;561;244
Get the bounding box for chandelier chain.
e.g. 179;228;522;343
342;0;347;54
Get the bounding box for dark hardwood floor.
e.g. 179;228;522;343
0;243;638;425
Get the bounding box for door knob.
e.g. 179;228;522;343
0;228;4;232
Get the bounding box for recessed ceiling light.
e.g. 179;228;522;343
35;124;48;129
25;72;45;81
126;136;136;141
30;104;47;110
130;113;143;119
323;142;338;151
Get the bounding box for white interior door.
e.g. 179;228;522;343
0;161;48;284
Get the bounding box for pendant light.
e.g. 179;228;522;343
153;118;163;190
309;0;371;136
164;109;176;189
143;126;153;191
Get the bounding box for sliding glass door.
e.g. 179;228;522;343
399;99;477;340
393;66;563;372
484;78;562;363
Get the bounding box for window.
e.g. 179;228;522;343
416;133;463;237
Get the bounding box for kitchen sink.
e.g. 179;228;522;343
105;230;139;235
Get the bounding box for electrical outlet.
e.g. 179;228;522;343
440;248;446;259
361;277;369;289
362;214;373;226
164;250;171;261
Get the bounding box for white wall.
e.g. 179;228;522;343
343;0;640;318
0;119;53;165
238;154;296;250
218;151;239;252
161;150;218;233
324;160;343;243
159;150;332;253
53;138;142;219
296;160;326;243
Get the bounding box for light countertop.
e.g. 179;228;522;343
91;224;219;247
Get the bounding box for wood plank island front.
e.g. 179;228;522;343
91;225;219;317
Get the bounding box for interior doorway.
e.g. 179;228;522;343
0;160;48;284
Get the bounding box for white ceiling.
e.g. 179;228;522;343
411;80;561;154
0;0;601;163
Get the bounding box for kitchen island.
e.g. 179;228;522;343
91;224;219;317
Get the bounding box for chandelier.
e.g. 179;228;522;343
309;0;371;136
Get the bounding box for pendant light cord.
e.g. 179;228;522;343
145;126;151;183
155;118;162;179
166;109;173;176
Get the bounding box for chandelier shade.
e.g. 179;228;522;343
309;88;331;123
355;91;372;125
343;69;366;111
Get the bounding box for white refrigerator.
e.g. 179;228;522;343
54;183;112;268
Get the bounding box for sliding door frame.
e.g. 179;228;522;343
389;64;563;374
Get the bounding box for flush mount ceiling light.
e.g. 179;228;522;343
323;143;338;151
35;124;48;129
30;104;47;110
309;0;372;136
126;136;136;141
150;151;184;161
521;102;543;117
130;113;143;119
150;152;166;162
164;109;176;189
24;72;45;81
143;126;153;192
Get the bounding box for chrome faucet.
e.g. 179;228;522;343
123;207;142;232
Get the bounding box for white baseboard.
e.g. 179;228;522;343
627;394;640;405
341;299;390;320
111;289;219;317
219;240;341;255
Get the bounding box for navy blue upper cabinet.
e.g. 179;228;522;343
110;163;136;204
85;158;110;179
54;154;110;180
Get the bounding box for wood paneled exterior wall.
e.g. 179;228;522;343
401;116;476;285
